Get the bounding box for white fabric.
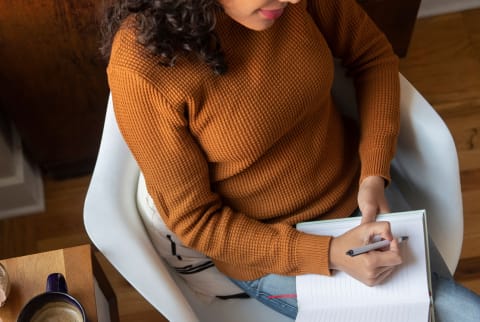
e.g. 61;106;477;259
136;172;244;299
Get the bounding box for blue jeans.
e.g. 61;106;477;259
229;234;480;321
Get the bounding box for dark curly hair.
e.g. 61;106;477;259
100;0;227;75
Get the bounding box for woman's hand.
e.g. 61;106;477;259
358;176;390;224
329;221;402;286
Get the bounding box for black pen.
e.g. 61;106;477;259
346;236;409;257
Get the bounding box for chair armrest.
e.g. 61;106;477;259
84;96;199;322
392;75;463;274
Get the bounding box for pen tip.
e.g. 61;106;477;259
401;236;409;241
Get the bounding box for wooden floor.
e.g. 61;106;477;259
1;8;480;322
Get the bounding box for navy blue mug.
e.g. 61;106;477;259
17;273;87;322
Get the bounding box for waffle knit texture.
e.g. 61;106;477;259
107;0;400;280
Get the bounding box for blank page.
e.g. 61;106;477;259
296;210;430;322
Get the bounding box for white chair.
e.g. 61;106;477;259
84;63;463;322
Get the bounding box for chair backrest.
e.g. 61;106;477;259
84;65;463;321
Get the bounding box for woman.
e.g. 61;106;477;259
101;0;480;320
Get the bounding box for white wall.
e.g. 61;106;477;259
418;0;480;18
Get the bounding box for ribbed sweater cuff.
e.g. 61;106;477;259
359;148;393;185
295;233;332;276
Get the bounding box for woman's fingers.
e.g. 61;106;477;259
329;221;403;286
349;252;401;286
368;237;402;265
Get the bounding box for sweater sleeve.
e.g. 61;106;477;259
307;0;400;184
107;66;333;278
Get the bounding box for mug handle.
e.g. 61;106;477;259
46;273;68;293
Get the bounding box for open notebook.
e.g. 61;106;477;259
296;210;434;322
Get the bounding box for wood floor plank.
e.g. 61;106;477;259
458;279;480;295
400;12;480;112
461;169;480;191
462;9;480;57
0;215;36;259
460;189;480;259
444;105;480;173
455;256;480;295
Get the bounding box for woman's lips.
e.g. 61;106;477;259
259;8;285;20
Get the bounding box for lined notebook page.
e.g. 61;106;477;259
296;210;430;322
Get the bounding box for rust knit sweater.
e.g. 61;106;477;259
107;0;400;280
